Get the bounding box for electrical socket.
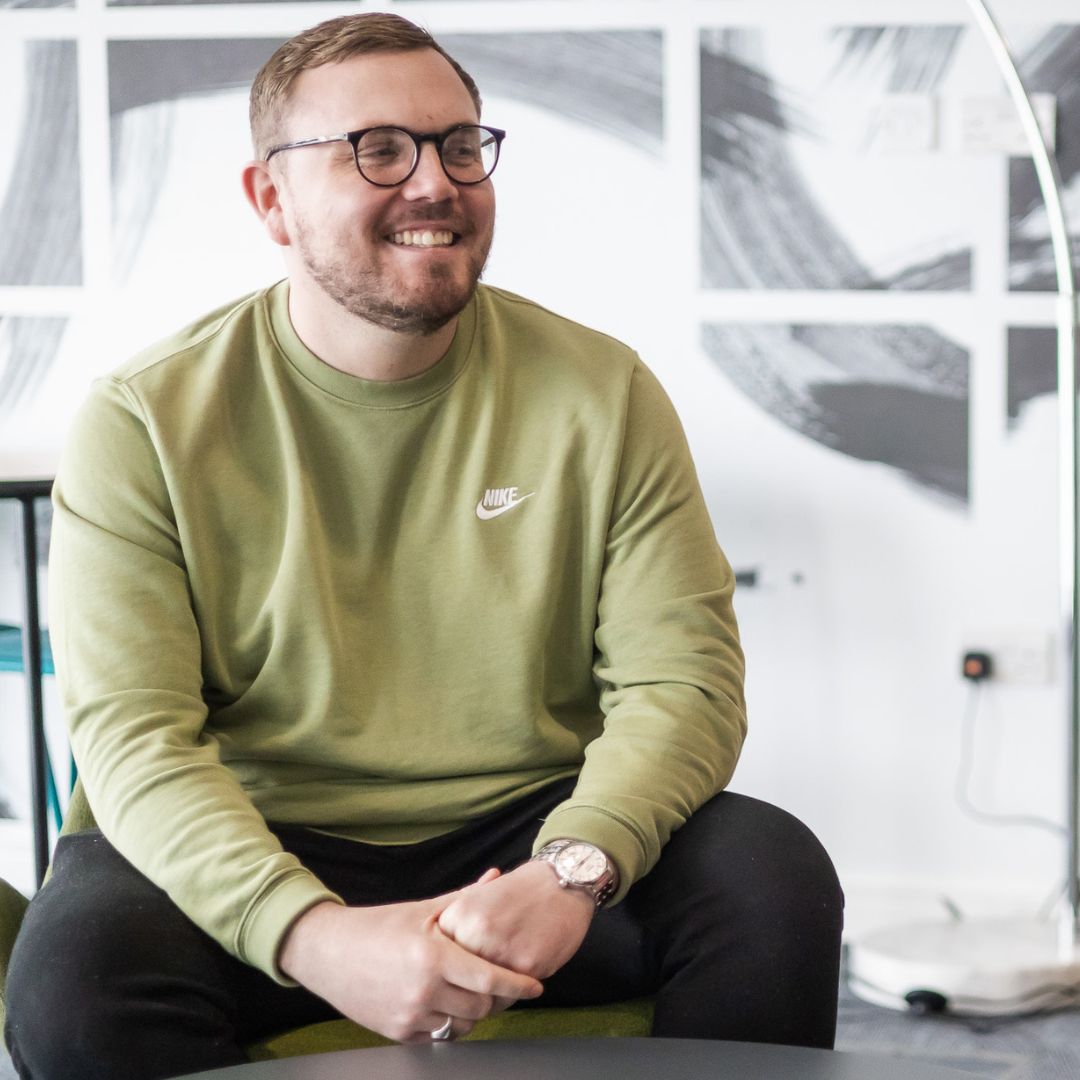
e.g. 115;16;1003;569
961;628;1056;684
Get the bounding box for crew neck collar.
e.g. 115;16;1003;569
265;280;477;409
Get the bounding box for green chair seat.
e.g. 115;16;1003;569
1;782;655;1060
0;877;31;1035
248;999;655;1061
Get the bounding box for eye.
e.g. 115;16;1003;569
355;130;411;168
357;143;403;163
445;136;482;163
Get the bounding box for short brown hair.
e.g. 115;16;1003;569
250;13;482;159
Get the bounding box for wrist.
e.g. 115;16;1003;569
531;839;619;909
278;899;342;982
518;860;597;920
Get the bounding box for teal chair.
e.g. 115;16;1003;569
0;782;654;1061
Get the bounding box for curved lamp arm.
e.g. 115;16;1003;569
963;0;1080;945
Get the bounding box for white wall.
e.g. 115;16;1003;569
0;0;1077;933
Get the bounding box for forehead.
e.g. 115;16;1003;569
284;48;479;136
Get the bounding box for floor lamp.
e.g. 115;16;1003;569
848;0;1080;1016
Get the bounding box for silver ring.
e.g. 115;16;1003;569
431;1016;455;1041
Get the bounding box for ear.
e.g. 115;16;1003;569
242;159;291;248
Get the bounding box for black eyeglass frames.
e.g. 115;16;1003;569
264;124;506;187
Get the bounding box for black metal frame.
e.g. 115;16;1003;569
1;478;54;888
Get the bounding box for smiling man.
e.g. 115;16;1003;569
253;46;496;354
4;14;843;1080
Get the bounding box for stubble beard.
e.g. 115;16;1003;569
295;215;492;337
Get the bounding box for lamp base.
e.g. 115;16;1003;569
847;918;1080;1016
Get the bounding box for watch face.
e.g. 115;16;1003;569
553;842;608;884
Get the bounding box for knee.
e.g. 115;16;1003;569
667;793;844;931
5;875;132;1078
5;832;192;1079
643;795;844;1048
743;797;844;918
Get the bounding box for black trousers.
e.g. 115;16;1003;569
4;779;843;1080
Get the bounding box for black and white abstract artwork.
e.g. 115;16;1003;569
701;323;970;502
109;32;662;287
109;38;280;286
103;30;665;366
1008;25;1080;292
107;0;317;5
700;26;974;291
1007;326;1057;425
0;40;81;288
440;32;662;155
0;319;68;419
0;39;80;420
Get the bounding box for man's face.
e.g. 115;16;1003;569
273;49;496;335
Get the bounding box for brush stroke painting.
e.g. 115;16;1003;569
1008;25;1080;292
1007;326;1057;425
701;323;970;502
700;26;975;291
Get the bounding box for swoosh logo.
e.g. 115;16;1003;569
475;492;535;520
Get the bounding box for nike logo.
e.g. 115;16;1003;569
476;486;535;520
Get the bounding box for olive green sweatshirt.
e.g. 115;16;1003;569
49;281;746;982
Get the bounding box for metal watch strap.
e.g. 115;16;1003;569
532;839;618;908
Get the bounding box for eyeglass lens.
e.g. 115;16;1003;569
354;126;500;185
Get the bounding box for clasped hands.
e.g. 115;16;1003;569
278;860;596;1044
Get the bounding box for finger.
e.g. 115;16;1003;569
489;995;516;1016
431;984;494;1022
440;939;544;1000
474;867;501;885
402;1016;477;1045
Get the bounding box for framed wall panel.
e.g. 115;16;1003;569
0;40;81;287
1007;25;1080;292
700;26;978;291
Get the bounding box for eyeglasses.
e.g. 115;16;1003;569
264;124;506;187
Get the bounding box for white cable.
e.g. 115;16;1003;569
956;682;1066;837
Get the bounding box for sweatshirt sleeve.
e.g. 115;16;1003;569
533;360;747;900
49;377;341;982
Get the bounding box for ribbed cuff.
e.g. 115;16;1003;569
533;805;648;906
236;869;344;985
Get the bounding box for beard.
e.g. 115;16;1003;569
293;209;492;336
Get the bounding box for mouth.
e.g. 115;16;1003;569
388;229;459;248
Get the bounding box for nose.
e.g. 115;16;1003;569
400;141;458;202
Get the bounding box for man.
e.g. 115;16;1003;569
5;14;843;1080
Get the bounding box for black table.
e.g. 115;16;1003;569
174;1038;988;1079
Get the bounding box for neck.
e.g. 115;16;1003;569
287;281;459;383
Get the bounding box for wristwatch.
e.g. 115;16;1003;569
531;839;619;908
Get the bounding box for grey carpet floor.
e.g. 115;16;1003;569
2;981;1079;1079
834;978;1080;1079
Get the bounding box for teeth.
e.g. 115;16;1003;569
391;229;454;247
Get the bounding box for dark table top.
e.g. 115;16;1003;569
174;1038;988;1079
